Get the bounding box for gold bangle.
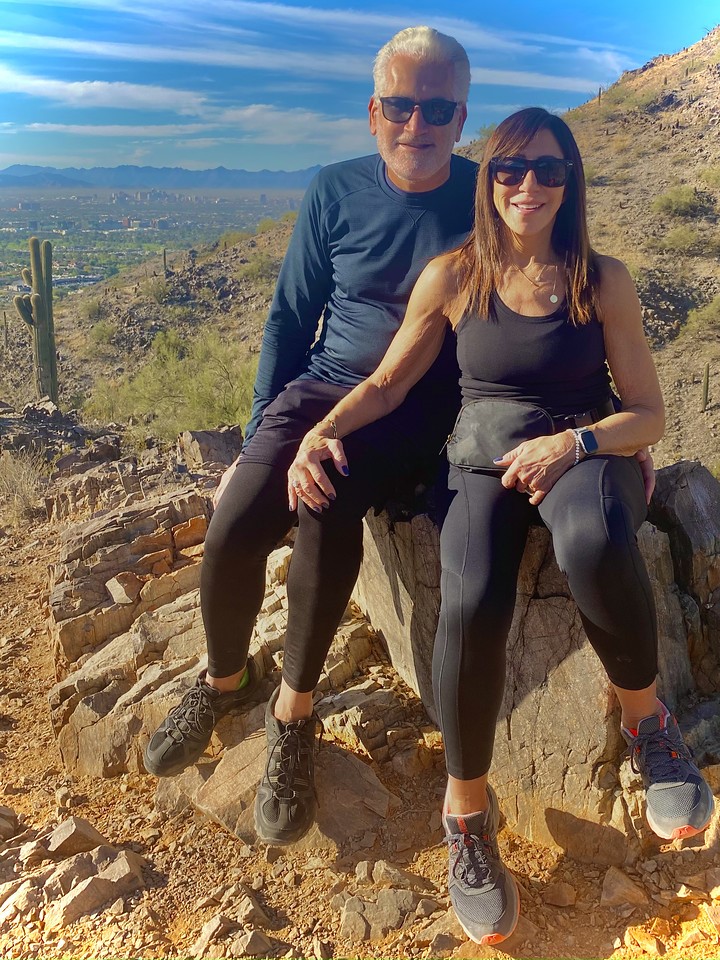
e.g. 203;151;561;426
318;418;337;439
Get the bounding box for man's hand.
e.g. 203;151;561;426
635;448;655;503
495;432;576;505
288;431;349;512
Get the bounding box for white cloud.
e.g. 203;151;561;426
26;123;217;136
471;66;601;94
220;104;372;150
574;47;636;76
0;65;207;113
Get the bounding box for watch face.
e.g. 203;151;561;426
580;429;599;454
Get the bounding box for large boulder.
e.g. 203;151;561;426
354;461;720;864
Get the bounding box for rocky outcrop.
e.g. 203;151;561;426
0;810;147;936
354;460;720;864
44;459;720;867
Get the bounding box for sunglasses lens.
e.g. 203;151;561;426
381;98;414;122
493;159;527;185
492;157;569;187
536;159;568;187
421;99;457;125
380;97;457;125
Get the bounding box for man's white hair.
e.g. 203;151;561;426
373;26;471;102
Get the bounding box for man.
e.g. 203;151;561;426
144;25;504;947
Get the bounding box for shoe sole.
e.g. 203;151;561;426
454;873;521;946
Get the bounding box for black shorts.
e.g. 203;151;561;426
242;374;459;506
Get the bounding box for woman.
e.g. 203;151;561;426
286;108;714;946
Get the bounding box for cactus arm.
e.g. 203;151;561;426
21;267;32;286
13;294;34;327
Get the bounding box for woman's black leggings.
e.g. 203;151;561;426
433;454;658;781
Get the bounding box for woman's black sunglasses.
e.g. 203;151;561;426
379;97;458;126
490;156;573;188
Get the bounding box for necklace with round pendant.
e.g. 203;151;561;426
513;260;561;305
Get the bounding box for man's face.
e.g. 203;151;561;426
369;55;467;193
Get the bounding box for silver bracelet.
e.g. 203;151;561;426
318;418;337;439
573;431;582;465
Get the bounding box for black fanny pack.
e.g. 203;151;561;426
445;397;614;473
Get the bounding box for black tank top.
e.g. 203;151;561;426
456;292;611;417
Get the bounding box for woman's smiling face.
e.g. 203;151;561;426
492;127;566;243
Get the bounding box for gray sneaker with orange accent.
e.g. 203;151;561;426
622;704;715;841
443;784;520;946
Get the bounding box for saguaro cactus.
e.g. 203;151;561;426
13;236;58;403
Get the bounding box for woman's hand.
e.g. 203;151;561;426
495;431;576;505
287;430;349;512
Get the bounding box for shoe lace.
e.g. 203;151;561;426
446;831;494;888
265;718;322;801
630;725;694;783
167;686;213;736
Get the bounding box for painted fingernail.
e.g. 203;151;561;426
328;493;336;501
492;457;503;463
341;466;349;476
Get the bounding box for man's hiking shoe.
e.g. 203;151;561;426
622;703;715;841
143;660;258;777
254;686;322;845
443;784;520;946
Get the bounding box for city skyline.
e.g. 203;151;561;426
0;0;716;171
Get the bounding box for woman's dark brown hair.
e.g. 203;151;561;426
454;107;599;324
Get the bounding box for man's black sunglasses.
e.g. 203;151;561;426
490;156;573;188
379;97;458;126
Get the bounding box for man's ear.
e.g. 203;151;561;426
455;103;468;143
368;96;379;136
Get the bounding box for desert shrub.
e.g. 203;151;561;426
662;225;700;253
84;329;257;439
236;253;278;282
141;276;169;304
89;318;117;347
684;295;720;334
79;297;102;322
217;230;253;249
0;449;47;527
256;217;278;234
700;166;720;189
651;185;705;218
280;211;298;224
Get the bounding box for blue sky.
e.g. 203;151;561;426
0;0;716;172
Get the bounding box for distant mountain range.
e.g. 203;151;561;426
0;164;323;190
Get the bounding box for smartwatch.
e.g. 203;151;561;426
572;427;599;456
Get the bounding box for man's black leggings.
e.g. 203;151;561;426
201;376;457;692
433;454;658;781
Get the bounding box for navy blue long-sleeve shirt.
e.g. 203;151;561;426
244;152;478;445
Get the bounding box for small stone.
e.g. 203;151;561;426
415;898;440;918
542;881;576;907
600;866;649;909
312;937;331;959
107;898;124;916
372;860;432;892
355;860;372;884
678;927;708;948
340;907;370;942
47;816;108;857
192;915;236;957
236;894;270;927
426;932;461;956
627;925;664;956
233;929;273;957
251;875;264;891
